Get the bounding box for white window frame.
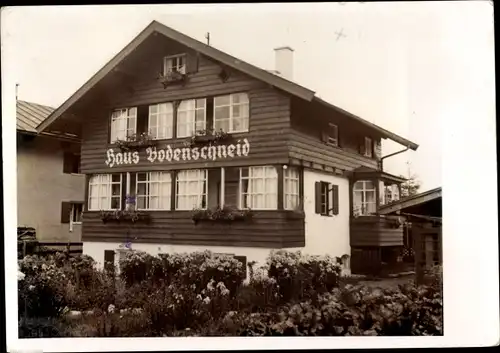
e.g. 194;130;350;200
135;172;172;211
164;54;186;75
110;107;137;143
364;137;373;158
148;103;174;140
284;167;300;210
176;99;207;138
239;166;278;210
88;174;123;211
327;123;339;147
213;93;249;133
175;169;208;210
69;203;83;232
353;180;376;216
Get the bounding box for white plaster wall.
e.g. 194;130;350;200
17;136;85;242
288;169;351;270
83;241;274;277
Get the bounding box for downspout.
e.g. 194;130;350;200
380;146;410;170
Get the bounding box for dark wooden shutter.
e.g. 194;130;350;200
332;184;339;215
104;250;115;275
321;131;329;143
359;139;366;155
61;202;72;223
186;52;200;74
315;182;322;214
63;152;73;174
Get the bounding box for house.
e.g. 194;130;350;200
17;100;85;243
36;20;419;274
378;187;442;280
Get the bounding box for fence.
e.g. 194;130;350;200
18;241;83;259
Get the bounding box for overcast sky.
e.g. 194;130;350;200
1;2;495;192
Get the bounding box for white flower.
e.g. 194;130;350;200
41;264;48;270
108;304;115;313
28;285;35;291
17;271;25;281
203;297;211;304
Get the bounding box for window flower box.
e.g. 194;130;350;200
157;70;188;88
100;210;150;224
184;129;231;148
192;205;253;225
115;132;156;152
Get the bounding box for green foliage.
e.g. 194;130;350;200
400;174;422;198
18;250;442;338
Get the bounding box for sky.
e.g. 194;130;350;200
1;2;495;191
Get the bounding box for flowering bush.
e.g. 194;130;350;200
266;250;342;302
192;205;253;224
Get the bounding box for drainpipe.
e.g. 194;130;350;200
380;146;410;170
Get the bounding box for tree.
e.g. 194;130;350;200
400;174;421;198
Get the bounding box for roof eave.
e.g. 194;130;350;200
313;96;419;151
37;20;315;133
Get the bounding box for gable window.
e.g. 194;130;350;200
176;169;207;210
240;166;277;210
164;54;186;75
177;99;206;138
362;137;373;158
327;123;339;147
136;172;172;210
284;167;300;210
353;180;376;216
88;174;122;211
149;103;174;139
110;107;137;143
63;152;81;174
315;181;339;216
214;93;249;133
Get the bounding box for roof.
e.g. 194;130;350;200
36;20;418;151
351;166;407;184
17;100;54;133
378;187;442;215
17;100;80;141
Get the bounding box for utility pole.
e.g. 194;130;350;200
16;83;19;101
205;32;210;46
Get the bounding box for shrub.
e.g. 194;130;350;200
266;250;341;302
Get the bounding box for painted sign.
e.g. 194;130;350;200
105;138;250;168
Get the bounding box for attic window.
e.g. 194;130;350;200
164;54;186;75
363;137;373;158
327;123;339;147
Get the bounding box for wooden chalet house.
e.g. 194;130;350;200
37;21;419;274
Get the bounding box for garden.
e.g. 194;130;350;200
18;250;442;337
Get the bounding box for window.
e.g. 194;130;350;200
240;166;277;210
164;54;186;75
177;99;206;138
327;123;339;147
149;103;174;139
214;93;249;133
63;152;81;174
71;203;83;223
353;180;376;215
363;137;373;158
136;172;172;210
110;107;137;143
88;174;122;211
284;167;300;210
176;169;207;210
315;181;339;216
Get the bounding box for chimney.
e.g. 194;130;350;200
274;46;294;81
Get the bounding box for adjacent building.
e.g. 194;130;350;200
17;100;85;243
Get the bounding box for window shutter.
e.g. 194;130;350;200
332;185;339;215
61;202;72;223
63;152;73;174
315;182;322;214
186;52;199;74
104;250;115;275
234;255;247;278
